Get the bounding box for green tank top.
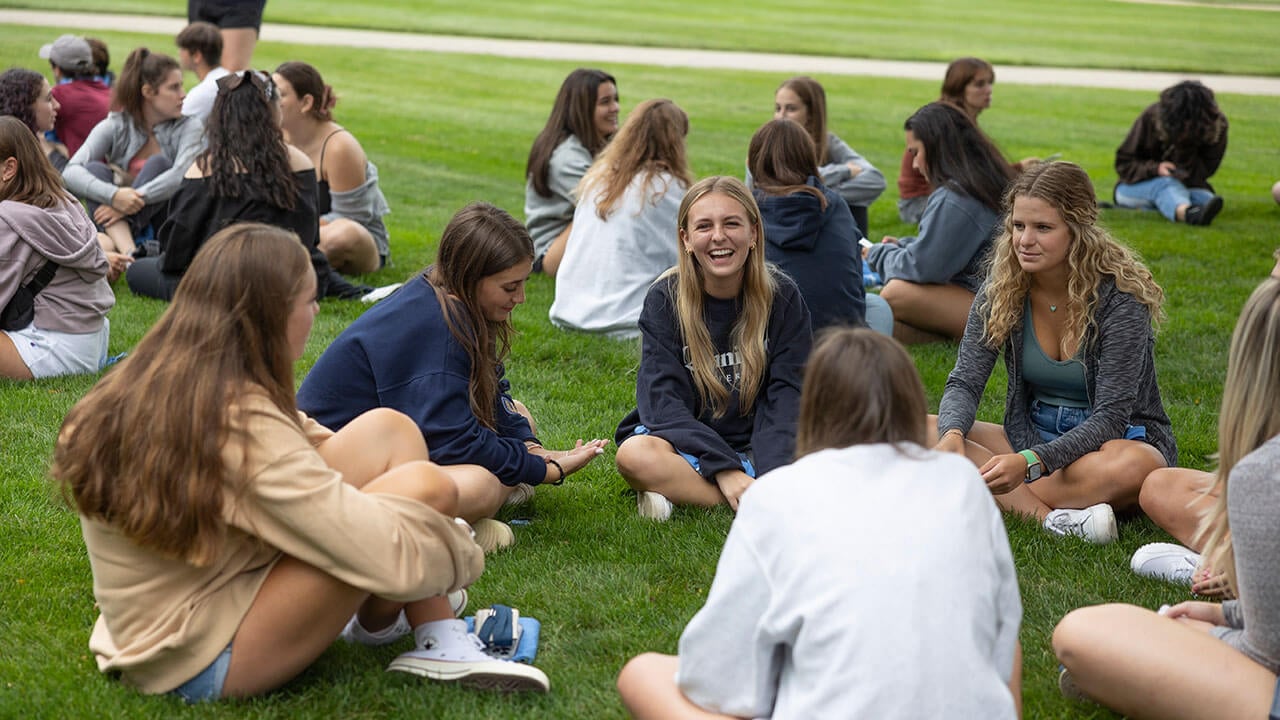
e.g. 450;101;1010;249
1022;301;1089;408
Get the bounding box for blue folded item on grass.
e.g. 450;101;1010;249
862;264;883;289
466;613;540;664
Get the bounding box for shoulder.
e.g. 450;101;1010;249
287;144;315;172
323;126;368;165
768;269;806;311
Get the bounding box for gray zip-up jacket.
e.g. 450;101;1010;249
62;111;205;207
937;277;1176;474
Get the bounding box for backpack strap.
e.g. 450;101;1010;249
26;260;58;296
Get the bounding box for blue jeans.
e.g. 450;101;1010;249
1114;176;1215;222
1029;399;1147;444
169;645;232;703
631;425;755;478
864;293;894;337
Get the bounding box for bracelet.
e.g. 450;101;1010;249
545;457;565;485
941;428;965;440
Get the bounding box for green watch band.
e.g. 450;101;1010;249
1019;449;1043;482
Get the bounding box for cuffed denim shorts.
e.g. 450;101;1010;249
1029;399;1147;444
169;644;232;704
631;424;756;478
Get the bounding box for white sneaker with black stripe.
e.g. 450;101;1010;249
1043;503;1118;544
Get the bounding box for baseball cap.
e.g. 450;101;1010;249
39;34;94;74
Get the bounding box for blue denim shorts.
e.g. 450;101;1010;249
1029;399;1147;444
169;645;232;704
631;425;756;478
1271;673;1280;720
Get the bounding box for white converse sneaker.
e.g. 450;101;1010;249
341;609;412;646
1130;542;1199;585
448;588;468;617
473;519;515;554
637;491;673;521
387;619;550;692
1043;503;1118;544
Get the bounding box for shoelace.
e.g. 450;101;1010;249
1047;511;1086;535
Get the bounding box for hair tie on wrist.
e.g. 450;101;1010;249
545;457;565;485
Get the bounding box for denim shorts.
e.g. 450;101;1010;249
1271;673;1280;720
631;425;756;478
169;645;232;704
1029;399;1147;444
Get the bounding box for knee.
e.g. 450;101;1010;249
1052;606;1102;668
414;461;460;517
359;408;428;459
878;279;908;308
1138;467;1176;517
617;652;670;706
615;436;657;484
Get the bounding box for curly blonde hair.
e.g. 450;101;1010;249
981;162;1164;356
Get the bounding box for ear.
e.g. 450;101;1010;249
678;227;692;254
142;83;157;99
0;156;18;183
298;93;315;115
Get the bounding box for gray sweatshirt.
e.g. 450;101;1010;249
1212;435;1280;675
937;277;1176;474
523;135;592;261
864;185;998;294
62;111;205;207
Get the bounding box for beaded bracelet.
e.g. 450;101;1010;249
545;457;565;485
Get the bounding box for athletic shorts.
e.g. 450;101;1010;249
3;319;109;378
188;0;266;31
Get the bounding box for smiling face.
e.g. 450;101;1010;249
475;261;532;323
1011;195;1072;277
144;67;186;122
32;78;58;133
286;270;319;361
773;86;809;127
905;129;927;178
593;81;620;139
963;70;994;117
680;191;757;299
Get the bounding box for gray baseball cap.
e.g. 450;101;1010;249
39;34;94;74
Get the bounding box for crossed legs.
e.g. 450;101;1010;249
879;280;974;344
615;434;727;507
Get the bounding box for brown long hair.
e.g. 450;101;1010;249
671;177;775;417
53;224;312;566
940;57;994;114
795;327;927;457
426;203;534;429
578;98;692;220
747;118;826;206
526;68;617;198
0;116;67;209
981;162;1163;354
114;47;180;128
776;76;829;163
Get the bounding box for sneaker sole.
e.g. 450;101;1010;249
1198;196;1224;225
1087;504;1118;545
387;657;549;693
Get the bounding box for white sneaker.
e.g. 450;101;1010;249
387;620;550;692
502;483;536;508
341;610;412;646
448;588;468;617
1130;542;1199;585
637;491;673;521
1043;503;1118;544
473;519;515;553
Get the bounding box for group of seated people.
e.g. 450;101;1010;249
2;29;1276;717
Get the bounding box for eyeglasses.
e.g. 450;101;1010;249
216;70;276;102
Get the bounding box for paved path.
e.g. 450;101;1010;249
4;8;1280;96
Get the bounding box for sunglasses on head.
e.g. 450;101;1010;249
216;70;276;101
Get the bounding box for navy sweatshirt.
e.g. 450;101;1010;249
297;275;546;486
755;178;866;331
615;271;812;479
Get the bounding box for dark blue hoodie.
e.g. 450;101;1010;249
754;178;866;331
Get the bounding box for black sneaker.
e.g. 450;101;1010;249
1185;195;1224;226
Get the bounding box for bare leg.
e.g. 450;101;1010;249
540;223;573;277
319;219;380;275
219;27;259;73
1053;604;1275;719
102;222;134;256
1138;468;1215;550
0;332;34;380
1021;439;1165;514
880;280;974;341
617;653;738;720
439;464;516;523
615;434;726;507
1010;641;1023;720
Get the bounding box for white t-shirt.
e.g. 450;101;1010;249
676;443;1022;720
549;171;685;339
181;66;232;121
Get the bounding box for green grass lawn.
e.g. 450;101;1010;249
2;14;1279;720
6;0;1280;76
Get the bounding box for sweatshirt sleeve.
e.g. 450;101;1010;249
632;280;744;479
749;278;812;475
231;404;484;601
548;138;592;205
63;118;122;206
136;117;205;204
865;188;990;285
820;133;887;208
492;371;539;446
1114;105;1162;186
937;287;999;436
676;516;779;718
1028;292;1155;474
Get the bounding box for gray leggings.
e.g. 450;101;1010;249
84;156;172;249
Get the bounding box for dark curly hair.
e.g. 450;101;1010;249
0;68;45;135
1157;81;1226;148
200;71;298;210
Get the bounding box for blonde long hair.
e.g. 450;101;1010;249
981;162;1164;355
672;176;775;417
1197;279;1280;595
578;98;692;220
